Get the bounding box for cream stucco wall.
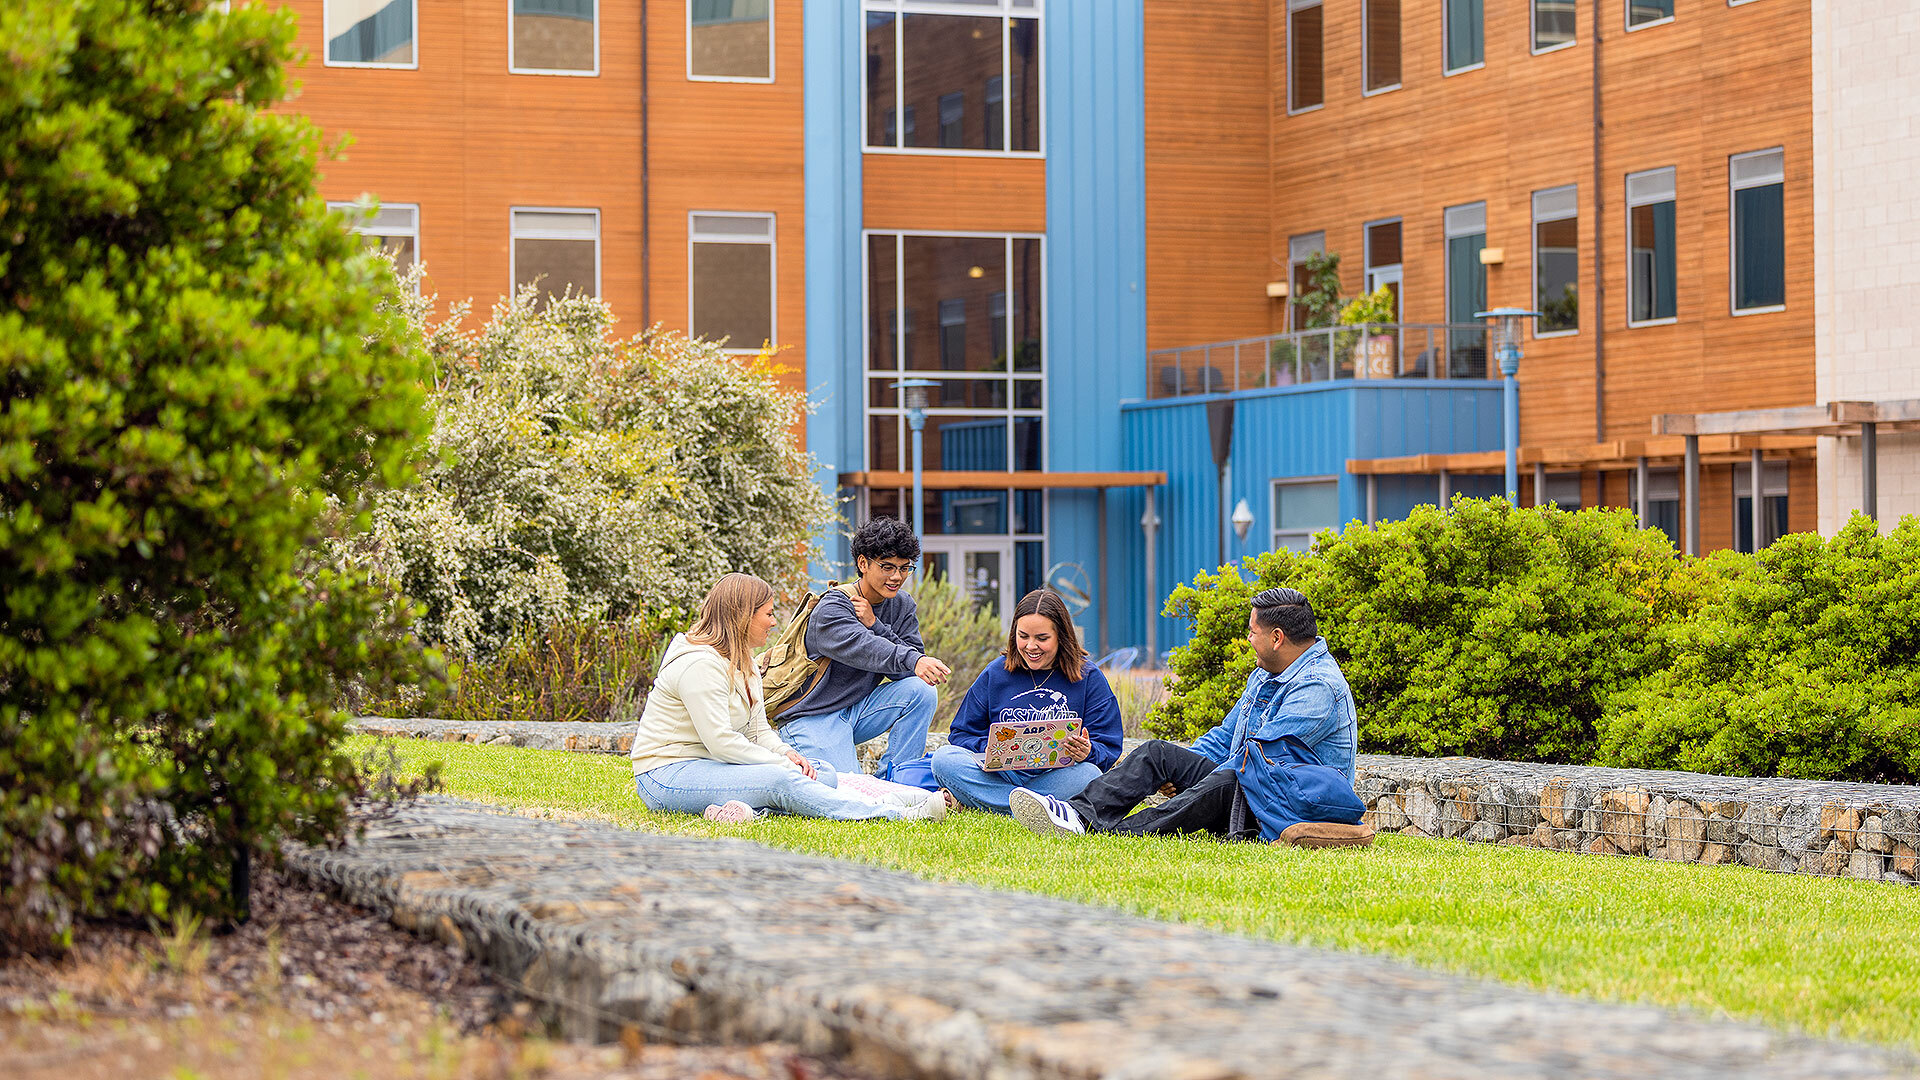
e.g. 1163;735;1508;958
1813;2;1920;533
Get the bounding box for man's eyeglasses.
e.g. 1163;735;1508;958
872;560;916;578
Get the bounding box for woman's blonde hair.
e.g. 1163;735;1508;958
685;573;777;705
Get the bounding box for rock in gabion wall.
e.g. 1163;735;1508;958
352;719;1920;885
1356;756;1920;884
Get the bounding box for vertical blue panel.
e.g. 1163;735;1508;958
1043;1;1147;654
803;0;864;575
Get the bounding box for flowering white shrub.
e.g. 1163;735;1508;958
338;284;835;658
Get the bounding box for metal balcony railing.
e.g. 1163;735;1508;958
1146;323;1493;400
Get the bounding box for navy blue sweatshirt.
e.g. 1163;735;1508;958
948;660;1125;772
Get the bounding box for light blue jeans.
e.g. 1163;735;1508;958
634;757;905;821
929;743;1103;815
778;676;936;780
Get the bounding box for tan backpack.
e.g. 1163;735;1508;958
759;581;861;725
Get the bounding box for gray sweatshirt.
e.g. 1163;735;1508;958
778;588;925;722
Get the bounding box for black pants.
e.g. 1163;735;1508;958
1066;740;1256;839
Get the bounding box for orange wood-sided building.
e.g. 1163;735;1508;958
1143;0;1816;551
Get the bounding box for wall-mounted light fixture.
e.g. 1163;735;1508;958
1478;247;1506;266
1265;281;1289;298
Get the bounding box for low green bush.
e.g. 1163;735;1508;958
1;0;432;949
1598;516;1920;782
338;287;835;661
1150;499;1690;764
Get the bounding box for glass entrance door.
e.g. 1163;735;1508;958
920;537;1015;625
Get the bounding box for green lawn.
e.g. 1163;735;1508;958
355;736;1920;1050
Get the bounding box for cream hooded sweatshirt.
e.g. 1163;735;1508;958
629;633;796;776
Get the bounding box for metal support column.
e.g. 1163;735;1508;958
1863;421;1879;524
1684;435;1700;557
1141;488;1161;666
1366;474;1378;526
1438;469;1450;508
1533;462;1547;508
1096;487;1109;655
1635;456;1649;528
1749;449;1764;551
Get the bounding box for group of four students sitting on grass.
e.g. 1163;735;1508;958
628;516;1364;842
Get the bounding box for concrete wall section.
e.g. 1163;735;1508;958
1812;2;1920;533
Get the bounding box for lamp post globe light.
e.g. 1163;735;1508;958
1474;307;1539;504
891;378;940;562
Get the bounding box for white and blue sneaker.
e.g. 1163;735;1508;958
1009;787;1085;837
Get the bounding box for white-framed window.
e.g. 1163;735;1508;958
510;207;599;307
1444;202;1487;376
1271;477;1341;552
690;212;776;353
327;200;421;288
1626;0;1673;31
1532;185;1578;336
1628;469;1680;540
1287;0;1324;113
1733;463;1789;552
1363;0;1401;96
1444;0;1483;75
1542;472;1583;510
324;0;418;68
689;0;773;81
1363;219;1403;321
1286;231;1325;332
510;0;598;76
862;0;1042;156
1533;0;1576;52
861;229;1046;544
1730;148;1786;315
1626;166;1677;326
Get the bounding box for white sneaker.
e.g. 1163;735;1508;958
1009;787;1085;836
703;800;757;824
898;790;947;822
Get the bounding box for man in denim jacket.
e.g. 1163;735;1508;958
1010;588;1356;839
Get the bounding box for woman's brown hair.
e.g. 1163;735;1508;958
1001;588;1087;681
685;573;776;705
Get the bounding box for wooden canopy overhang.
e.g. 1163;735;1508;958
837;470;1166;489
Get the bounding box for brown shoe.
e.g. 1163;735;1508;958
1274;821;1376;849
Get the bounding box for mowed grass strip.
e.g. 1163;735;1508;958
355;736;1920;1050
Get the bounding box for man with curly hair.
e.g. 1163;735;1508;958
776;518;950;780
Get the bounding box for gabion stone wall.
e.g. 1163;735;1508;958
351;719;1919;884
1356;756;1920;884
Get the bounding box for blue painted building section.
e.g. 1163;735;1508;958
1042;0;1148;655
802;0;865;573
1118;381;1504;652
800;3;1498;663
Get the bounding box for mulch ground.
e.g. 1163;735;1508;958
0;869;871;1080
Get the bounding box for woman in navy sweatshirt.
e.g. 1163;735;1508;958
929;589;1126;814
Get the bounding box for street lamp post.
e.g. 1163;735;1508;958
893;379;939;564
1475;307;1539;504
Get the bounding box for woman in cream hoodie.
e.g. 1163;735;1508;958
631;573;945;823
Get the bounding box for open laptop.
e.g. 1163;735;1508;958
982;718;1082;772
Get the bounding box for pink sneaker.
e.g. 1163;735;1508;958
702;800;757;824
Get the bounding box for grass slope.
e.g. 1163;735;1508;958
354;736;1920;1050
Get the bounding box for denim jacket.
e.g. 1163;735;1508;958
1189;638;1358;785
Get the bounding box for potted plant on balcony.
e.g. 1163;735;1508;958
1339;285;1399;378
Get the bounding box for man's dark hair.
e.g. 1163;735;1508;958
851;517;920;563
1252;587;1317;643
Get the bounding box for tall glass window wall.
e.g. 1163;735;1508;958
863;0;1041;155
864;232;1046;607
